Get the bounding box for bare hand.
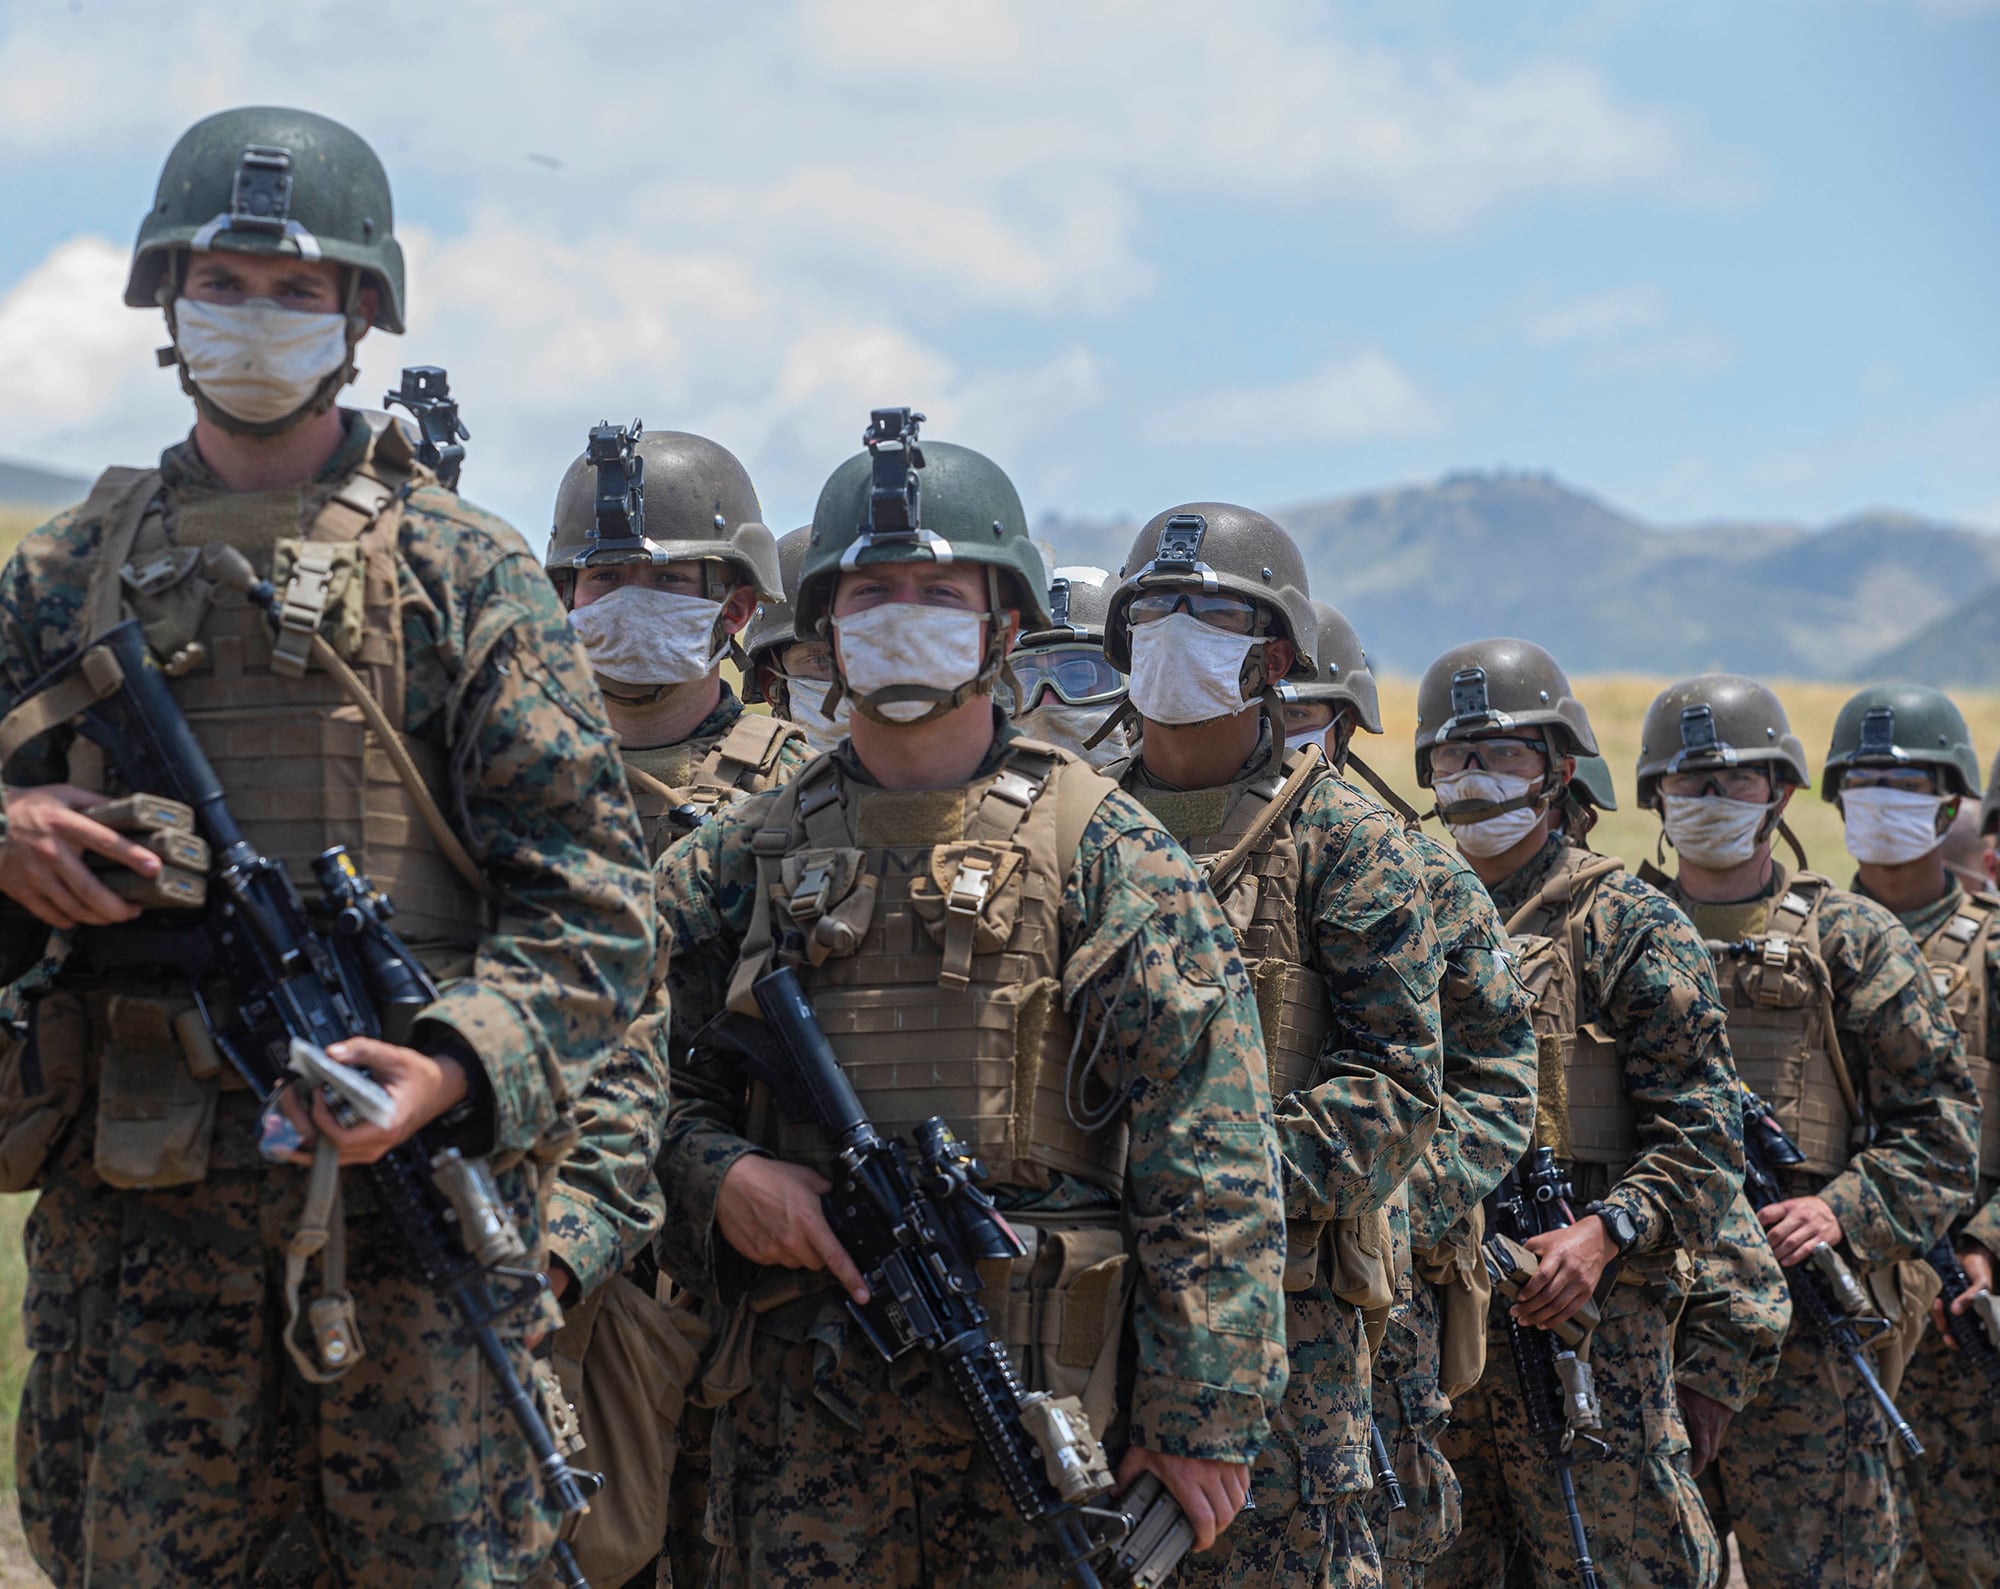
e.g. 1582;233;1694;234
280;1037;469;1166
0;784;160;929
1115;1447;1250;1553
1515;1217;1616;1329
1757;1195;1843;1269
1677;1384;1734;1476
715;1155;869;1304
1933;1243;1996;1340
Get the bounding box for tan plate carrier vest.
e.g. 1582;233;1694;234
725;740;1125;1192
61;416;495;955
1127;747;1393;1313
1503;849;1634;1171
621;714;803;861
1916;889;2000;1186
1703;873;1860;1180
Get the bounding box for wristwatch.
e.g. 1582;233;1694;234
1584;1200;1639;1256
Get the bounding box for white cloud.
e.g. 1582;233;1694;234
1146;352;1444;447
1527;283;1666;345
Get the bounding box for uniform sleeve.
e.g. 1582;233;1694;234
545;965;673;1296
651;800;776;1284
401;527;655;1160
1587;881;1742;1257
1060;794;1288;1463
1815;899;1980;1264
1286;783;1445;1228
1404;840;1538;1252
1674;1189;1793;1411
1963;1192;2000;1260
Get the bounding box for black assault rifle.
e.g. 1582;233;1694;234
11;609;597;1587
705;964;1194;1589
1484;1150;1606;1589
1925;1236;2000;1392
1738;1084;1924;1456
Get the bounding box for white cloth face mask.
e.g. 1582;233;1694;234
1286;729;1329;763
172;297;351;424
1433;770;1541;859
785;676;851;753
568;585;727;687
1661;794;1776;868
1126;614;1260;726
1841;787;1950;867
1017;699;1127;769
832;603;988;723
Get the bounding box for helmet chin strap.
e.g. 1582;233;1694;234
1431;770;1568;828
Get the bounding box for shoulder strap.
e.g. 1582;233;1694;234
1502;849;1624;938
1341;749;1421;829
1207;744;1326;900
1051;756;1118;885
81;466;166;642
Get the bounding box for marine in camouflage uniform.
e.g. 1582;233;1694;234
0;108;652;1588
542;433;810;1589
1636;674;1980;1589
1811;686;2000;1589
1007;562;1132;772
1103;513;1448;1589
1288;601;1540;1589
1417;641;1739;1589
649;416;1290;1588
743;525;850;757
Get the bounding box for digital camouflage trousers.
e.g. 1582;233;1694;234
1700;1326;1902;1589
15;1154;558;1588
1430;1284;1718;1589
1887;1323;1999;1589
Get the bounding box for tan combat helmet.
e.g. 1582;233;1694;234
1413;638;1599;788
545;421;782;603
742;525;812;706
1103;503;1316;678
1292;599;1382;733
1634;674;1809;809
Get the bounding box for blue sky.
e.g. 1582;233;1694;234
0;0;1992;541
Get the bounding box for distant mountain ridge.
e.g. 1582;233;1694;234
0;458;88;508
1037;470;1999;684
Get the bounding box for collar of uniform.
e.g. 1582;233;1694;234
684;679;744;749
831;704;1016;790
1127;715;1278;795
159;408;372;493
1487;831;1574;918
1875;873;1966;944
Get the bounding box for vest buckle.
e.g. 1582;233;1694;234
947;856;996;917
274;543;339;678
1760;936;1791;972
790;861;835;920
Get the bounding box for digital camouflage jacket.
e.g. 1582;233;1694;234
0;415;656;1164
1491;835;1742;1260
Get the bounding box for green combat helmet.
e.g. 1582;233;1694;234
545;421;782;602
1102;503;1316;678
798;407;1046;723
1292;599;1381;733
1819;683;1982;803
131;107;405;436
1634;674;1809;809
129;105;406;327
1018;563;1115;650
742;525;812;706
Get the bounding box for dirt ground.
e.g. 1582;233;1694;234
0;1502;39;1589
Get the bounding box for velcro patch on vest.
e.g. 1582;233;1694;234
1130;786;1231;843
854;788;967;847
173;488;306;549
621;742;697;793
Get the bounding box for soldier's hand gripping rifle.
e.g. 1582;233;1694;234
704;964;1195;1589
384;365;469;490
1483;1150;1607;1589
1924;1237;2000;1392
6;602;598;1588
1738;1084;1924;1456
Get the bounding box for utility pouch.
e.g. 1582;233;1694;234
909;841;1028;989
1864;1257;1943;1400
271;538;367;666
92;993;217;1188
550;1271;709;1587
996;1220;1132;1442
0;994;88;1193
774;847;877;966
1415;1208;1492;1399
1327;1207;1396;1313
1555;1351;1603;1434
